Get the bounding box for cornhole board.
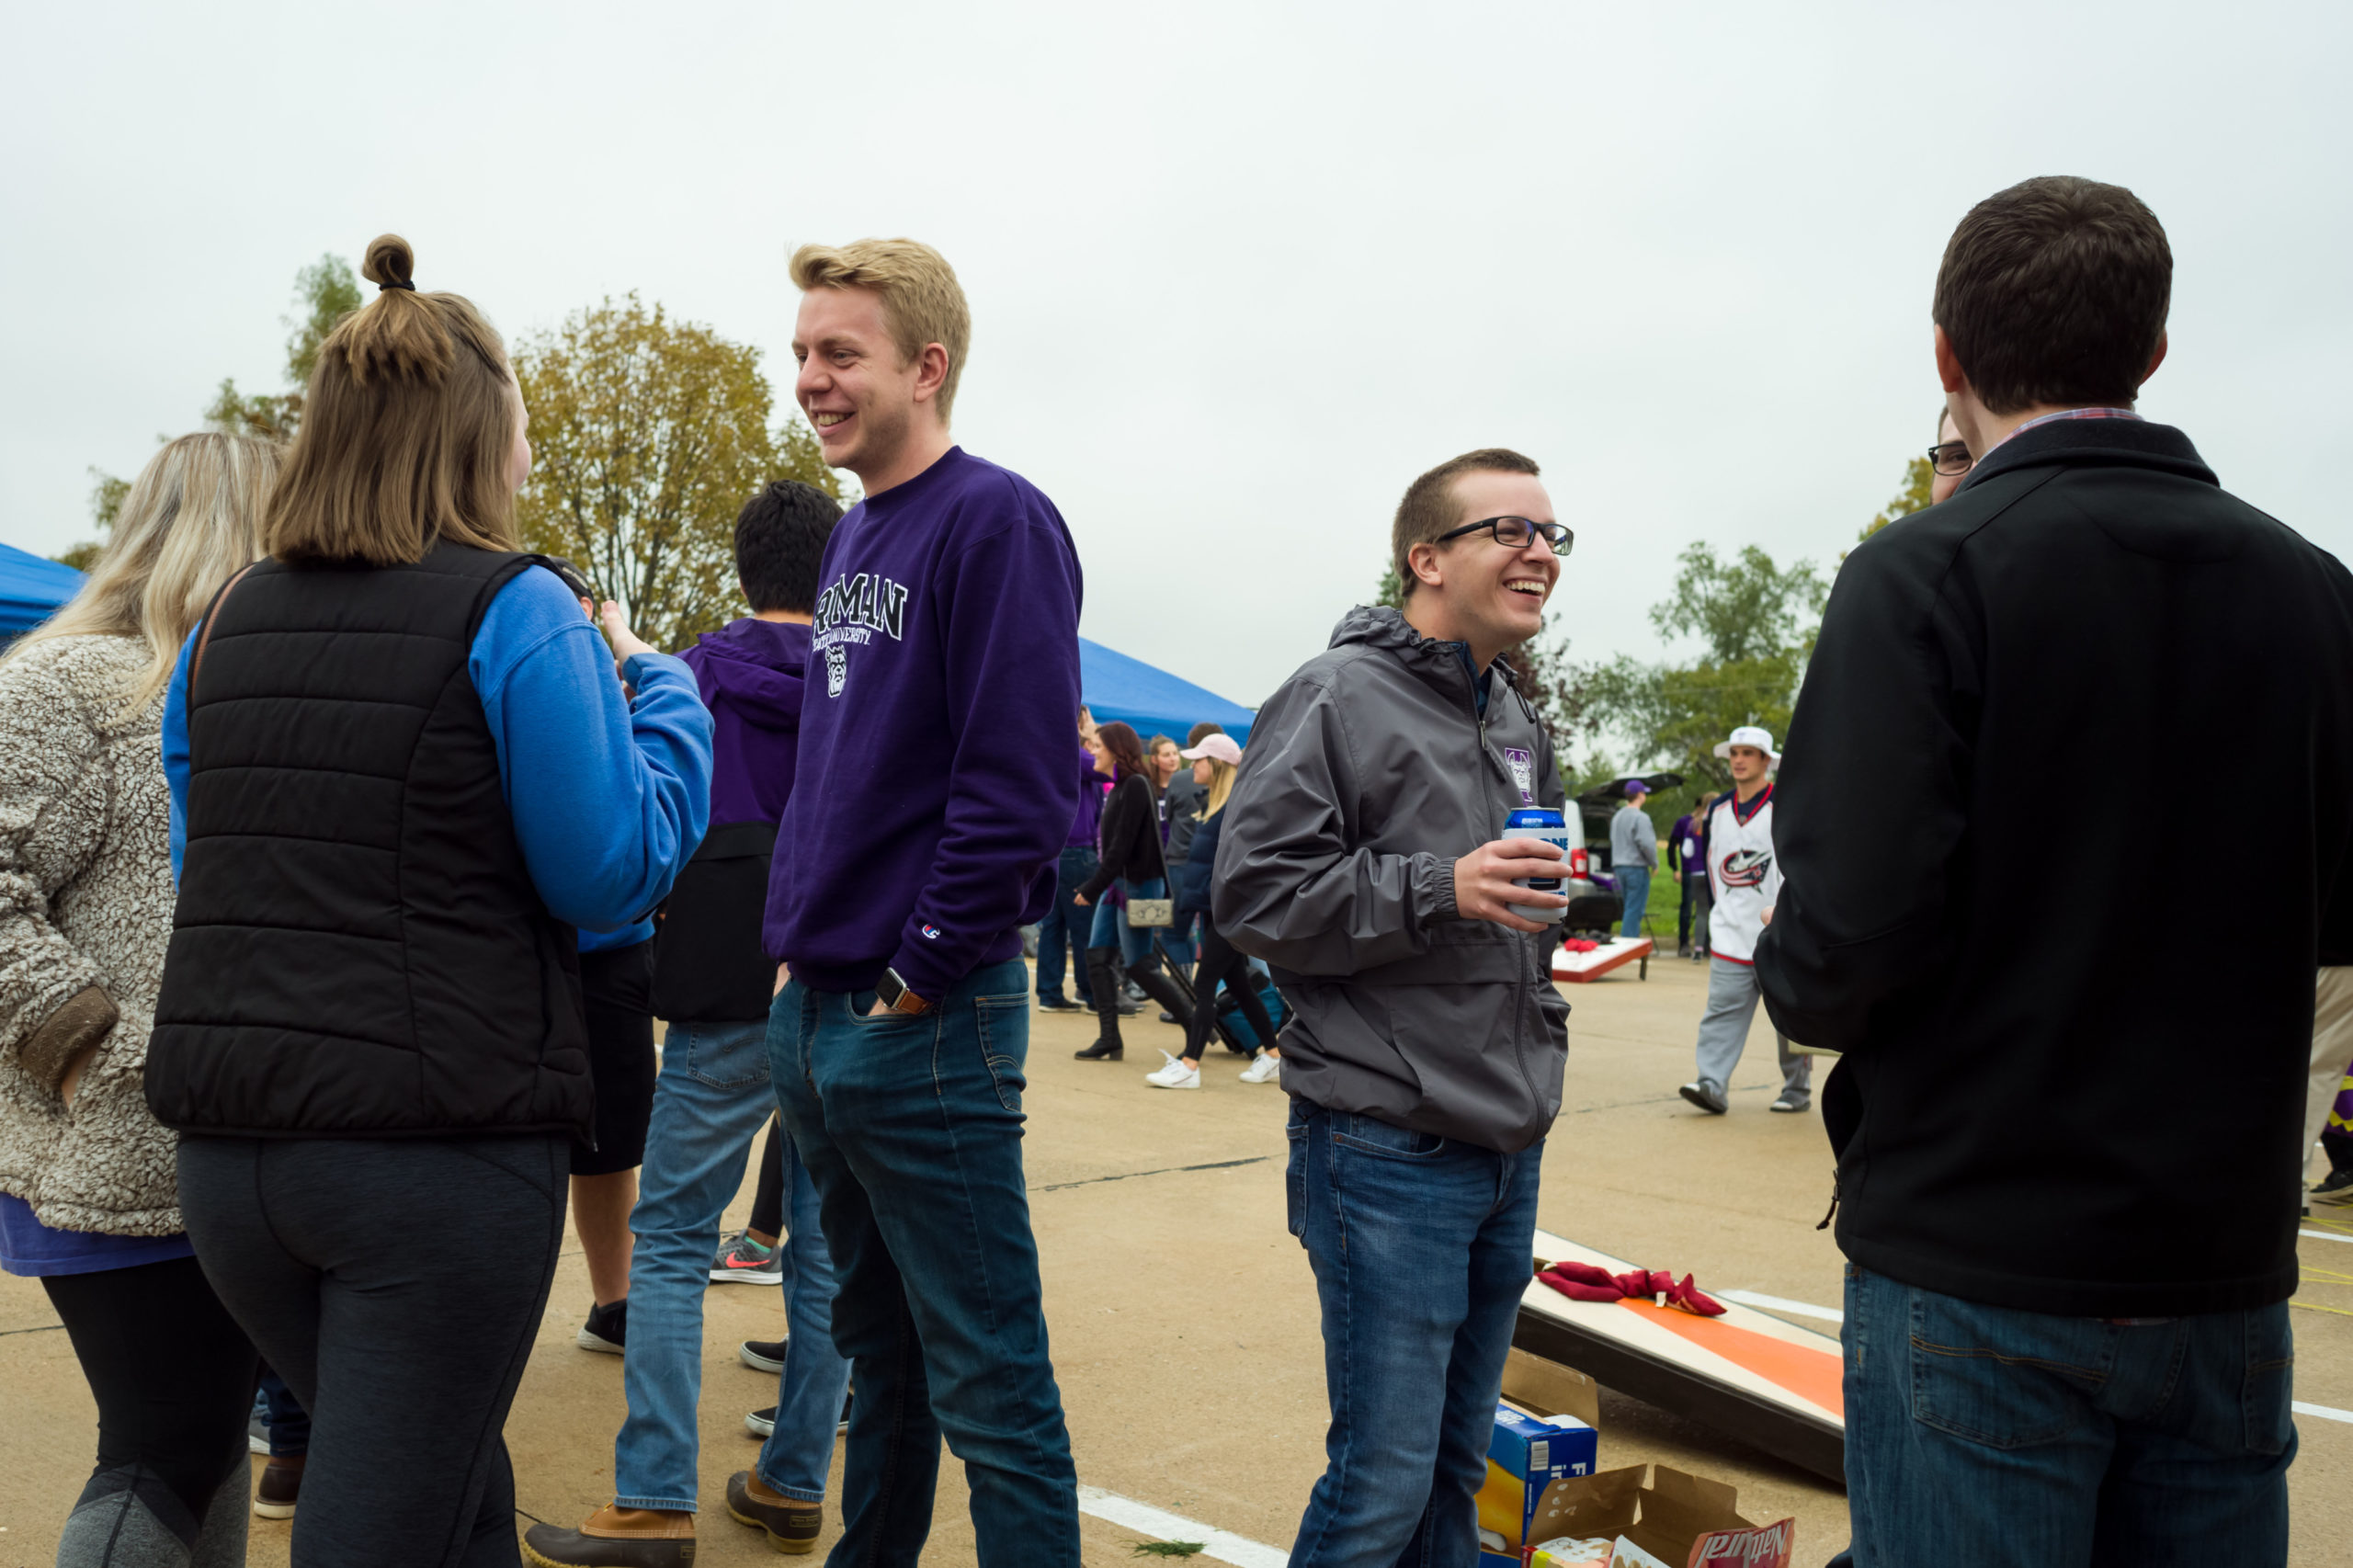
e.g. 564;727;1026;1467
1552;936;1654;983
1512;1229;1845;1483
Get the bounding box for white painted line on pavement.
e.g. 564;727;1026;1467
2295;1402;2353;1426
1077;1485;1289;1568
2300;1228;2353;1245
1718;1289;1845;1324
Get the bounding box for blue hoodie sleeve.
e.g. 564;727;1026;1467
163;629;198;883
887;509;1082;999
470;566;713;932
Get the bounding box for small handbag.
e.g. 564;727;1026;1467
1122;778;1176;928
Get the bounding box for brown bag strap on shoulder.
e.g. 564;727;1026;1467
189;563;260;697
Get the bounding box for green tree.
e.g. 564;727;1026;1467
513;294;842;653
205;255;364;442
1860;453;1933;540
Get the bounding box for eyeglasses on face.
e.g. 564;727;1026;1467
1927;439;1974;477
1434;516;1575;556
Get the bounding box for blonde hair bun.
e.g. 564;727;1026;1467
362;233;416;291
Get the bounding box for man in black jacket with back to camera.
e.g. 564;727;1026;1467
1757;176;2353;1566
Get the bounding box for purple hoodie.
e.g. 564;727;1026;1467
678;618;810;826
764;448;1083;997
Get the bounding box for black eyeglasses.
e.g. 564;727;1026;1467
1927;439;1974;478
1435;516;1575;556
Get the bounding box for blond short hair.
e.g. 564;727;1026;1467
789;238;972;425
264;233;521;565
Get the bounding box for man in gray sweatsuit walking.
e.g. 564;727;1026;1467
1216;447;1573;1568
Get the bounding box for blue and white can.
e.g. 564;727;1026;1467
1505;806;1571;924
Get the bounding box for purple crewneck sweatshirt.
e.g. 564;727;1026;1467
764;448;1084;997
679;618;809;826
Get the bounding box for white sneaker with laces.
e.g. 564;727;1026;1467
1238;1052;1281;1084
1144;1051;1200;1089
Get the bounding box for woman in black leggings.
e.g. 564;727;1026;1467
1144;734;1281;1089
144;235;711;1568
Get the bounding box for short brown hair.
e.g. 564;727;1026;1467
789;238;972;425
1186;722;1222;746
1391;448;1540;600
1933;176;2171;416
263;234;521;564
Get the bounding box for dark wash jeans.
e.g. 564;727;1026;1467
1832;1264;2296;1568
1285;1099;1543;1568
768;959;1078;1568
1033;846;1097;1001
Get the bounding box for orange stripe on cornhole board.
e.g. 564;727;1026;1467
1615;1299;1846;1419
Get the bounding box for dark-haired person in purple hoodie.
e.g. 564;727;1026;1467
527;482;853;1566
760;239;1086;1568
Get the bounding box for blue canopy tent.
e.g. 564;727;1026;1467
1079;637;1254;744
0;542;84;637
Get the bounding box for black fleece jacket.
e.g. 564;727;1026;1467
1078;773;1166;901
1756;417;2353;1317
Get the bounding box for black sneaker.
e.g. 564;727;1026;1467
740;1338;788;1374
1678;1080;1730;1116
2312;1169;2353;1208
248;1412;270;1456
745;1392;853;1438
1036;994;1086;1012
577;1299;626;1354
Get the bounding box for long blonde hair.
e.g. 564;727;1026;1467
263;233;521;564
1200;756;1238;818
9;433;278;711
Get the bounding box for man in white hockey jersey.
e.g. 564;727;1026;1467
1678;726;1812;1116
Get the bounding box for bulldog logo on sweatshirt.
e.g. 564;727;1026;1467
824;642;847;699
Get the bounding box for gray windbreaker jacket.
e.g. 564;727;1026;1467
1213;607;1570;1153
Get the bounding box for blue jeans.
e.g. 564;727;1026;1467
1033;846;1097;1001
1833;1265;2295;1567
1285;1100;1544;1567
612;1018;851;1511
1616;864;1652;937
769;960;1078;1567
1086;877;1166;969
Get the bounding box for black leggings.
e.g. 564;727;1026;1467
177;1133;568;1568
1182;921;1278;1062
42;1253;258;1559
749;1114;785;1237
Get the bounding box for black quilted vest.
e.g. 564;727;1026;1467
147;543;593;1138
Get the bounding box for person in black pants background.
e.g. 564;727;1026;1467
147;234;711;1568
1072;722;1193;1060
1144;733;1281;1090
1033;708;1111;1012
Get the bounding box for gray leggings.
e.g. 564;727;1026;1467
177;1134;568;1568
1693;957;1811;1101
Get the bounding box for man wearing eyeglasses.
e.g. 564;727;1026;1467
1928;408;1973;504
1215;447;1574;1567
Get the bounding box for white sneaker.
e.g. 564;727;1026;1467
1144;1051;1200;1089
1238;1052;1281;1084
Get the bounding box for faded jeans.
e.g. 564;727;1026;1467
768;960;1078;1567
1285;1099;1544;1567
1832;1265;2294;1567
613;1018;849;1510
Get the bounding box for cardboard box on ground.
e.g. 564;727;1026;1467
1479;1346;1795;1568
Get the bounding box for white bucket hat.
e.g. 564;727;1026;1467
1713;724;1779;766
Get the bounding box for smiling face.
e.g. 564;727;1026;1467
793;286;939;485
1407;469;1561;658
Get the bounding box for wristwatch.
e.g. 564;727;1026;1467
875;968;931;1016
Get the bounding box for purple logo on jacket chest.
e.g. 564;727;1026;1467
1503;747;1535;802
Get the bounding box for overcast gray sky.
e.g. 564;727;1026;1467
5;1;2345;711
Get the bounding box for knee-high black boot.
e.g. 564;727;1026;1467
1075;948;1125;1059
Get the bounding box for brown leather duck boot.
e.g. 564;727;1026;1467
521;1506;695;1567
725;1471;823;1555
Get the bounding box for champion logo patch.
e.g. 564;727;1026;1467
920;925;941;940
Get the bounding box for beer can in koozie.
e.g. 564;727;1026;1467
1504;806;1570;923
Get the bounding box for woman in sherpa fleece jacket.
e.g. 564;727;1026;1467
0;431;277;1563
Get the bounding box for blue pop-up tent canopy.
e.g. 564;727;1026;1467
0;542;84;636
1080;637;1254;744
